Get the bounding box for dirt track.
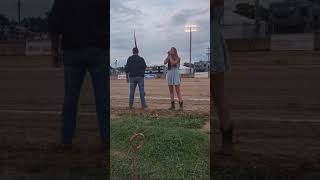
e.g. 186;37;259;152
0;51;320;178
111;78;210;111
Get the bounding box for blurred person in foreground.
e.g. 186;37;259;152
48;0;109;150
211;0;234;156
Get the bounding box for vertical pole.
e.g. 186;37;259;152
189;27;192;75
207;47;210;62
255;0;260;37
17;0;21;24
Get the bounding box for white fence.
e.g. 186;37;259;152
194;72;209;78
25;40;51;56
270;33;315;51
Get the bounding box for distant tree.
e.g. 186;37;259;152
21;16;48;33
233;3;270;21
0;14;10;40
0;14;10;26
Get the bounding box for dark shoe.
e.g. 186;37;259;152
168;101;175;110
179;101;183;111
215;128;234;156
129;105;133;110
142;105;148;109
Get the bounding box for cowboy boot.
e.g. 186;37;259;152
178;101;183;111
168;101;175;110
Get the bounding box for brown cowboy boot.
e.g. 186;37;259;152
178;101;183;111
168;101;175;110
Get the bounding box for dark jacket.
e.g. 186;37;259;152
125;55;147;78
48;0;108;50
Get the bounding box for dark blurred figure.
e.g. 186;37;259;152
48;0;109;151
210;0;234;157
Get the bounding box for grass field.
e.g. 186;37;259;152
111;111;209;179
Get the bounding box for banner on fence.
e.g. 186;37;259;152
194;72;209;78
118;74;127;80
145;74;156;79
26;40;51;56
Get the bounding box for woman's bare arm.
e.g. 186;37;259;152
164;56;169;64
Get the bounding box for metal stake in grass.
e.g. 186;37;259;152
128;133;145;180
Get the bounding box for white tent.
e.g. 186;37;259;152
179;65;193;75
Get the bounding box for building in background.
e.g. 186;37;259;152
269;0;320;34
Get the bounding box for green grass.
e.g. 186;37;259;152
111;111;209;179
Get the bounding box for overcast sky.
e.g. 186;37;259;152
111;0;210;67
0;0;280;20
0;0;281;66
0;0;54;20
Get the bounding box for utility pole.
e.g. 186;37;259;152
206;47;210;62
255;0;260;37
206;47;210;73
115;59;118;69
17;0;21;24
184;24;197;75
189;26;192;74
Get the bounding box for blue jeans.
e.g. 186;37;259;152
62;47;109;144
129;77;146;108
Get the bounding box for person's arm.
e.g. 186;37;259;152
125;59;130;83
142;58;147;70
164;51;170;64
164;57;169;65
50;35;61;68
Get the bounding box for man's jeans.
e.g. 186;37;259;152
129;77;146;108
62;47;109;144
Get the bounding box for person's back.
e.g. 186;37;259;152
126;55;146;78
49;0;107;50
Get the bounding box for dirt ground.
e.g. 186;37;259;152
111;78;210;111
0;51;320;178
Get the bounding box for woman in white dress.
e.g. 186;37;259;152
164;47;183;110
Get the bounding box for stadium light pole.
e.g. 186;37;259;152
255;0;260;37
17;0;21;24
184;24;197;75
115;59;118;69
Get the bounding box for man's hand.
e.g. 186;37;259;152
52;51;62;68
50;34;62;68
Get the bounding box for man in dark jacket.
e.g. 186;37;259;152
125;47;147;109
48;0;109;148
